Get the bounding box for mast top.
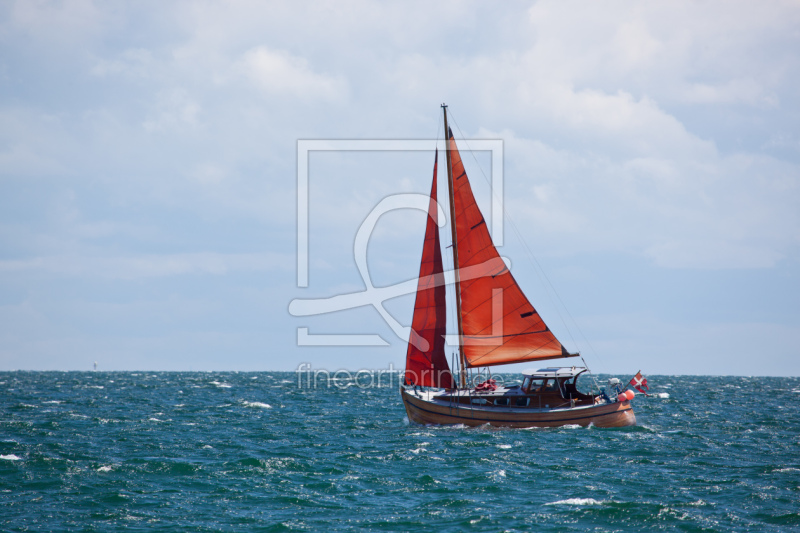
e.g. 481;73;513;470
441;103;447;108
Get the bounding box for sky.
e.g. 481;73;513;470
0;1;798;375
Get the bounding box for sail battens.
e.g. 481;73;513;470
491;267;508;278
465;329;550;339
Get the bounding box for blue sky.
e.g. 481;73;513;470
0;1;798;375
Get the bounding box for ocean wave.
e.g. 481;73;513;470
491;469;506;479
546;498;607;506
0;454;22;461
242;401;272;409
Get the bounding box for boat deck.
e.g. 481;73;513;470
401;387;636;428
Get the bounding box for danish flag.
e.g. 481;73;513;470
630;371;649;395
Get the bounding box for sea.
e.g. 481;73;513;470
1;371;799;532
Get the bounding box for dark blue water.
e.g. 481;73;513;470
2;372;799;531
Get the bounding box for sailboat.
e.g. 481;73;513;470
400;105;636;428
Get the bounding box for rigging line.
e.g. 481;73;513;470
505;209;603;364
446;110;577;343
446;108;602;365
580;355;600;395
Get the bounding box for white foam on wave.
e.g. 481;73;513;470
497;444;512;449
546;498;606;506
242;401;272;409
210;381;232;388
42;400;62;404
653;392;670;398
97;465;112;472
410;448;426;454
0;454;22;461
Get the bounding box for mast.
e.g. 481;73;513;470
442;104;467;389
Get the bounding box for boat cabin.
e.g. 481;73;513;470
434;366;596;409
522;367;584;394
519;367;595;407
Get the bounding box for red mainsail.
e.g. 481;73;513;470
404;151;454;388
447;131;573;367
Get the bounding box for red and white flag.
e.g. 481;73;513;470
630;371;649;394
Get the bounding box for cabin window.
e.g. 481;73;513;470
542;379;558;392
515;397;530;407
471;398;488;405
495;397;509;406
522;377;531;391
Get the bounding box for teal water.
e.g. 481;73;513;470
1;372;799;531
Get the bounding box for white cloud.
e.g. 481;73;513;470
1;1;798;371
233;46;347;102
91;48;153;79
490;128;799;269
143;88;201;132
4;0;105;46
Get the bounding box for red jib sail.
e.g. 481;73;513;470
405;150;454;388
447;131;574;367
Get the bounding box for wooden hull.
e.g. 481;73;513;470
401;387;636;428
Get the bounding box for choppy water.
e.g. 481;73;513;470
1;372;799;531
